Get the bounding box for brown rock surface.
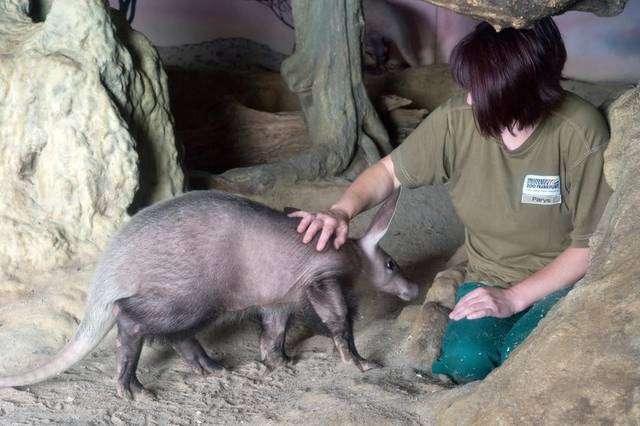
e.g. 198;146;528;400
423;245;468;309
402;246;467;373
604;85;640;191
404;302;451;371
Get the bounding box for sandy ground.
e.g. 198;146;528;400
0;181;467;425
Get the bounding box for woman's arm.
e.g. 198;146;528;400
449;246;589;320
288;155;401;251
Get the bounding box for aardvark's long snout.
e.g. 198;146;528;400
398;281;419;301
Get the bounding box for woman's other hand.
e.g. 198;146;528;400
449;286;521;320
449;247;588;321
288;207;351;251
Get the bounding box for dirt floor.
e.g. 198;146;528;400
0;180;467;425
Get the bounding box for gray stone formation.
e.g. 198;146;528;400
0;0;183;274
421;0;627;29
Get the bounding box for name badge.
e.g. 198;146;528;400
522;175;562;205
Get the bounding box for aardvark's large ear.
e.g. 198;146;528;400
359;189;401;252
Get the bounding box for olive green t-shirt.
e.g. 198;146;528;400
391;92;612;287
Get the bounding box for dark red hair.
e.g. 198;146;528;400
450;18;567;138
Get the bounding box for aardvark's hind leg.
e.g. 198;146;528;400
115;315;155;400
172;337;224;375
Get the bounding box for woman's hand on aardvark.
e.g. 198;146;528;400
449;286;521;321
288;208;351;252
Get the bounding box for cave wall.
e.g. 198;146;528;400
0;0;183;274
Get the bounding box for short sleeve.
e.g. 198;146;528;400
390;104;452;188
567;145;613;248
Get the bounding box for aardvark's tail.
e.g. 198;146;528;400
0;301;117;387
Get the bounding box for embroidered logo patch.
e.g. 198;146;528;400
522;175;562;205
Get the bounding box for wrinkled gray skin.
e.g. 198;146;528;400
0;190;418;400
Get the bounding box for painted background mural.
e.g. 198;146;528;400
109;0;640;83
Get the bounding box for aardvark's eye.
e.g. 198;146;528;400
385;259;396;270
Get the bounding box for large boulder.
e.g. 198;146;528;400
0;0;183;274
424;84;640;424
420;0;627;29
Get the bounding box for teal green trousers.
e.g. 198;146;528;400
431;282;570;383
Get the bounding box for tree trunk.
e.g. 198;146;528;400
209;0;391;194
281;0;392;170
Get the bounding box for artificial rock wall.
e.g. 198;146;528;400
0;0;183;274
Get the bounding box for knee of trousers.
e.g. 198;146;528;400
432;338;499;383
